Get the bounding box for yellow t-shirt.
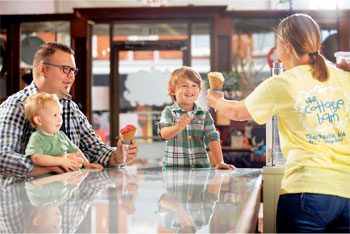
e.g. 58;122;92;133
245;64;350;199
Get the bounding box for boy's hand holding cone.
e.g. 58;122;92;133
208;72;225;91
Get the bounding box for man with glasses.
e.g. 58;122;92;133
0;42;138;178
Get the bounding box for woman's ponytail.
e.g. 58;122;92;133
310;52;329;82
277;14;330;82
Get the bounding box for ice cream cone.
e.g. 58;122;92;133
120;125;137;167
121;129;136;143
208;72;224;91
120;125;137;143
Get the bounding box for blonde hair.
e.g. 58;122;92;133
168;66;202;101
276;13;329;82
24;93;61;127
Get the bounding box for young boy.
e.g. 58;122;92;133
24;93;103;172
158;66;235;169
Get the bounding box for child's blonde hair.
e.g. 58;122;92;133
24;93;61;127
168;66;202;102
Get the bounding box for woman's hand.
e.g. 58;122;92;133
206;89;224;110
337;60;350;72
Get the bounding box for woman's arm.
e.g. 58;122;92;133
206;89;252;121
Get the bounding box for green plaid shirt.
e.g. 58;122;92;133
157;103;219;168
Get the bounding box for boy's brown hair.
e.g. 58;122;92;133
168;66;202;102
24;92;60;127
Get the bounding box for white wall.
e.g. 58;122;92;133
0;0;56;14
1;0;349;15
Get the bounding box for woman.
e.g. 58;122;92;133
207;13;350;233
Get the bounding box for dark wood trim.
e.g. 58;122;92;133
112;40;188;51
338;11;350;51
0;14;75;28
183;22;192;67
110;42;119;147
6;23;21;96
74;6;227;21
70;15;92;122
212;13;232;72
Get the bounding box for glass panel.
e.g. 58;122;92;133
20;21;70;89
232;18;279;98
115;23;189;150
191;22;210;73
91;24;111;145
111;22;188;155
119;49;182;161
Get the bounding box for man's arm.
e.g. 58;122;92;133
68;105;116;166
0;100;34;178
67;103;138;167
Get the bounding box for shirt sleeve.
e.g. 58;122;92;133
157;107;174;139
59;132;79;153
72;107;115;166
25;132;45;156
0;100;34;178
204;111;220;145
245;78;278;125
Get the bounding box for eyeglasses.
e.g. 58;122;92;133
43;63;79;76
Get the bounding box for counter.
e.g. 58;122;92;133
0;167;262;233
263;166;285;233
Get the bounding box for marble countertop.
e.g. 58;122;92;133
0;166;262;233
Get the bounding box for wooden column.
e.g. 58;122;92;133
212;13;233;72
70;14;92;122
338;10;350;51
6;23;21;96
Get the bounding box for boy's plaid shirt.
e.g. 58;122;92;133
157;103;219;168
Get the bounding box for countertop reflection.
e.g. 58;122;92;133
0;167;262;233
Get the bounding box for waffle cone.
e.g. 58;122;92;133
208;72;224;90
121;129;136;143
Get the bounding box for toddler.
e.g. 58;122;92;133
24;92;103;172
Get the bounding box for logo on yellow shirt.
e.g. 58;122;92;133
295;86;350;132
